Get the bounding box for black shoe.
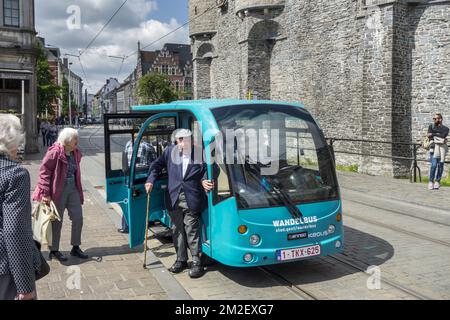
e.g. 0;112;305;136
118;228;129;234
189;260;204;279
70;246;89;259
49;251;68;262
169;261;188;274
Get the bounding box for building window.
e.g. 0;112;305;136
175;81;180;92
172;68;177;75
162;65;169;74
3;0;20;27
184;81;192;94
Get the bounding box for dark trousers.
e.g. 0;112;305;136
169;192;201;262
49;182;83;252
41;131;47;147
121;215;129;231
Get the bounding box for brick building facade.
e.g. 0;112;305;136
136;42;193;101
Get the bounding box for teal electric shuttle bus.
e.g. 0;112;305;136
104;100;343;267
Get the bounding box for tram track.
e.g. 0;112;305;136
258;266;319;300
256;193;450;300
259;255;436;300
341;188;450;228
258;253;436;300
324;255;435;300
343;200;450;248
78;126;107;168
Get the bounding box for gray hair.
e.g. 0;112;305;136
57;128;79;146
0;114;24;156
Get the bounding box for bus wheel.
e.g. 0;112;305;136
201;253;216;267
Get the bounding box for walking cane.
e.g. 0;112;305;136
143;191;151;269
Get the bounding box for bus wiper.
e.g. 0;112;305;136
263;176;303;219
244;157;303;219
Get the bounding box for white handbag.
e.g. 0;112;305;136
32;201;61;246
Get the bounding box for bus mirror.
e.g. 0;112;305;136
122;151;130;175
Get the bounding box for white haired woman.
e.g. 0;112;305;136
0;114;41;300
32;128;88;262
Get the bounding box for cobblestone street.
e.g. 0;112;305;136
21;126;450;300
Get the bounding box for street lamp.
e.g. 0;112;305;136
64;53;79;126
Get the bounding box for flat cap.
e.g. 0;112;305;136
174;128;192;139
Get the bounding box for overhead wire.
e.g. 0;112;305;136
79;0;129;57
47;1;219;88
123;2;218;60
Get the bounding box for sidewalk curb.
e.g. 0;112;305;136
83;179;192;300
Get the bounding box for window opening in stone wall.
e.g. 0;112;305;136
185;81;192;94
3;0;20;27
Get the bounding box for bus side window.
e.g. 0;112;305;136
212;163;232;205
211;143;232;205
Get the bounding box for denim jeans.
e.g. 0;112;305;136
429;153;445;183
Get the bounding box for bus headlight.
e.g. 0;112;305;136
249;234;261;246
244;253;253;262
335;240;342;248
328;225;336;235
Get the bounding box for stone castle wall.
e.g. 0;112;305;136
189;0;450;178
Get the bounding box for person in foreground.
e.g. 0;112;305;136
32;128;88;262
0;114;41;300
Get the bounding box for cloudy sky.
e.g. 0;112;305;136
35;0;189;93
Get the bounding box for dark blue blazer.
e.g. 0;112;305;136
146;145;208;212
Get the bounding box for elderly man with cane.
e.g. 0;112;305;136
145;129;214;278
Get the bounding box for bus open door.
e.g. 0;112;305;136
104;112;178;247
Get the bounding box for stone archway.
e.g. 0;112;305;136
247;20;280;100
194;43;215;99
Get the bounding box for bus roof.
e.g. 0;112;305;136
131;99;306;112
131;99;307;142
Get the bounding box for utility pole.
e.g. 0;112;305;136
68;61;73;126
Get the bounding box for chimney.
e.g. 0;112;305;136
63;58;68;68
138;41;141;52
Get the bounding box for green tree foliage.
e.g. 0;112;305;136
36;42;61;116
137;73;178;105
61;76;77;118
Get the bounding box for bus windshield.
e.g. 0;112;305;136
211;104;339;210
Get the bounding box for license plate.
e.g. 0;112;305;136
276;245;321;261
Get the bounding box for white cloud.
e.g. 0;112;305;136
36;0;189;92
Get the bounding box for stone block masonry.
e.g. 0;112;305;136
189;0;450;177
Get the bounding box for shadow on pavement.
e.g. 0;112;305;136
41;244;143;267
204;225;394;288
